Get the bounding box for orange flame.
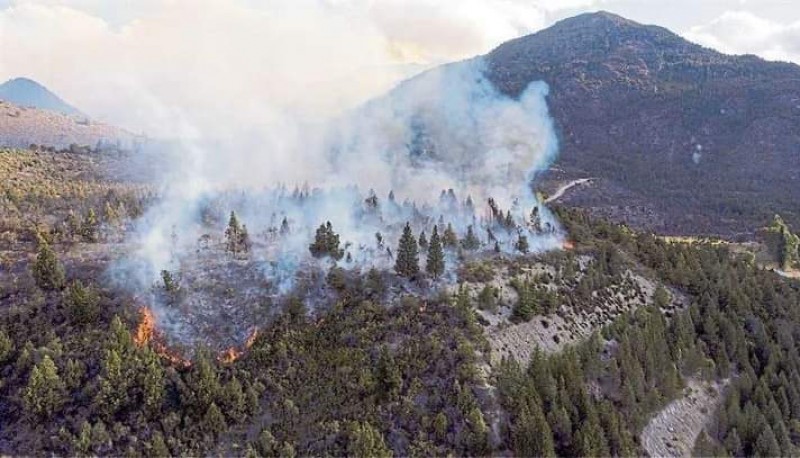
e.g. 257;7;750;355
218;328;259;364
563;240;575;250
133;306;191;368
134;307;156;346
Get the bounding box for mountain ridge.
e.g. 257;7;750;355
485;11;800;237
0;77;83;117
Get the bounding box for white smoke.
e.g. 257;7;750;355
116;56;562;300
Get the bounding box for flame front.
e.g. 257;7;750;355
134;307;156;346
218;328;259;364
133;306;191;368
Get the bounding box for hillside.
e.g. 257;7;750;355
0;78;82;116
2;147;800;456
0;100;136;149
486;11;800;237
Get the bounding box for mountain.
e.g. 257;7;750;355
0;77;82;117
486;11;800;237
0;78;136;149
0;100;136;149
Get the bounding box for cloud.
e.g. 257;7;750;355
685;10;800;63
0;0;553;136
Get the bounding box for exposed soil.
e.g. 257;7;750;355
640;379;729;458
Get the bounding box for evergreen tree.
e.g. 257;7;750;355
418;231;428;250
375;346;402;402
239;224;251;254
754;426;781;457
23;355;65;418
443;223;458;249
346;422;392;458
395;223;419;277
81;208;99;242
515;234;530;254
309;222;344;260
32;239;65;290
64;280;99;325
461;225;480;250
510;403;556;457
0;330;11;363
426;226;445;279
530;206;542;232
225;211;242;256
203;402;227;438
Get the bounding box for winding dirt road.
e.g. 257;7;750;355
545;178;593;204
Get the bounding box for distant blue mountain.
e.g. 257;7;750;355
0;77;83;116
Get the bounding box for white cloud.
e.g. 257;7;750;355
685;10;800;63
0;0;550;136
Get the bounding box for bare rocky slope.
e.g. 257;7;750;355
486;11;800;238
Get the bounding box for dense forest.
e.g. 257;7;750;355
2;147;800;456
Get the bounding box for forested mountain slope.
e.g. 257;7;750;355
1;147;799;456
487;12;800;237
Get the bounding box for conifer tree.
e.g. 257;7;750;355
309;222;344;260
32;239;65;291
64;280;99;325
346;421;392;458
239;224;251;254
426;226;445;279
418;231;428;250
81;208;99;242
23;355;65;419
462;225;480;250
530;206;542;232
395;223;419;277
225;211;242;256
515;234;530;254
443;223;458;249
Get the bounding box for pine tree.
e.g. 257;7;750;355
64;280;99;325
346;421;392;458
376;346;402;402
309;222;344;260
530;206;542;232
203;402;227;437
395;223;419;277
225;211;242;256
443;223;458;249
511;403;555;457
515;234;530;254
239;224;251;254
32;239;65;290
426;226;445;279
23;355;65;418
418;231;428;250
755;425;781;457
462;225;480;250
81;208;99;242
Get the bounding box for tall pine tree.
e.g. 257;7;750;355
395;223;419;277
426;226;445;279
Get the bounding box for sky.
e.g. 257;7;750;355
1;0;799;136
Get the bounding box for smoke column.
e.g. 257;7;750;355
112;56;561;346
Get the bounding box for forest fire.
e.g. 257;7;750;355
563;240;575;250
133;307;192;368
133;306;156;346
218;328;260;364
